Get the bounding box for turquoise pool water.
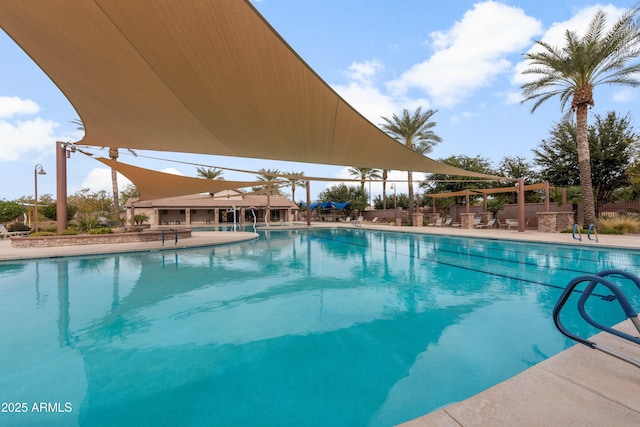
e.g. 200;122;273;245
1;228;639;426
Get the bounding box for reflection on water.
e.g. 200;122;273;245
1;229;639;426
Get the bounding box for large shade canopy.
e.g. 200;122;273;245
0;0;498;179
97;158;261;201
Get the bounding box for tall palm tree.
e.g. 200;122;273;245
520;6;640;226
255;168;284;223
382;169;388;209
196;167;224;180
348;166;382;193
285;171;306;203
380;107;442;216
72;119;137;221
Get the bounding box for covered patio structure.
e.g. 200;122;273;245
0;0;501;232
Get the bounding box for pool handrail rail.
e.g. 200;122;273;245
553;270;640;369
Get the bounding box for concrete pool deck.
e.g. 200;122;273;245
1;225;639;425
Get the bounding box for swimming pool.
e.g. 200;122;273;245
1;228;638;426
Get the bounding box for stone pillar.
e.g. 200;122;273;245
460;213;476;229
412;213;424;227
186;208;191;224
537;212;575;233
214;208;220;224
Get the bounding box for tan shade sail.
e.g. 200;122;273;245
0;0;503;180
97;158;261;201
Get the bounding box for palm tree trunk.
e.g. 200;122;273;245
382;170;388;209
575;105;596;226
407;170;414;217
109;147;120;221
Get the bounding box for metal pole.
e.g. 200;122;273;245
518;178;525;232
34;164;46;232
306;180;311;226
56;142;68;234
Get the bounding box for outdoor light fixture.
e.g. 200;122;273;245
34;163;46;232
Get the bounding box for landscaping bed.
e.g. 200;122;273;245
10;229;192;248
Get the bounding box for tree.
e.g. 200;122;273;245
285;171;306;203
381;169;389;209
0;200;25;224
347;166;381;193
317;183;368;212
253;168;284;196
496;156;540;204
380;107;442;217
421;155;496;208
196;167;224;180
120;183;141;206
72;118;137;220
520;6;640;226
534;111;638;206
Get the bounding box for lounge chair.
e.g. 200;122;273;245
428;218;443;227
476;218;497;229
371;217;379;223
440;217;453;227
352;216;364;227
0;224;30;239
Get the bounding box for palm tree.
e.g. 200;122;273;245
72;119;137;221
348;167;382;193
380;107;442;216
255;168;285;223
382;169;388;209
520;7;640;226
196;167;224;180
285;171;306;203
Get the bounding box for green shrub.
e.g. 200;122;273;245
133;214;149;225
87;227;113;234
60;229;78;235
8;223;31;232
77;215;102;232
597;215;640;235
29;231;56;237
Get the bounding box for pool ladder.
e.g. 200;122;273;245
553;269;640;368
572;223;598;242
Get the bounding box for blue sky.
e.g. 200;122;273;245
0;0;637;203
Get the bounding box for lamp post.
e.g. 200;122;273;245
34;164;46;232
391;183;397;209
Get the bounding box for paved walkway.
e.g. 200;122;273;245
1;225;639;425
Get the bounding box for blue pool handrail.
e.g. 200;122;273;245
587;224;599;242
553;270;640;368
572;224;582;241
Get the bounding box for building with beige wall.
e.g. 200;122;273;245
126;190;299;226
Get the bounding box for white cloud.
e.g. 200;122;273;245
80;168;132;193
512;4;627;86
612;88;637;103
333;60;431;126
161;167;183;175
449;111;475;125
386;1;542;108
0;96;39;118
0;117;59;161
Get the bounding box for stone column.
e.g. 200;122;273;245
412;213;424;227
537;212;575;232
460;213;476;229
